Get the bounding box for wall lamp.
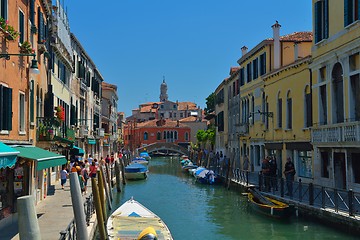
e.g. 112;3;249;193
0;53;40;75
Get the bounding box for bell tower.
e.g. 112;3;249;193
160;76;168;102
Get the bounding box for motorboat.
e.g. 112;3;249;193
139;151;151;160
124;163;148;180
107;197;173;240
131;157;149;166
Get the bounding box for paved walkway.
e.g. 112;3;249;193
0;176;94;240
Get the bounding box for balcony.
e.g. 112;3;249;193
311;121;360;144
37;117;75;143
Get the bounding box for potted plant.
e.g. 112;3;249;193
0;17;19;41
55;106;65;122
19;41;34;54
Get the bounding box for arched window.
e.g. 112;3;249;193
167;131;170;139
304;85;312;128
157;132;161;140
332;62;344;123
163;131;166;139
286;91;292;129
144;132;148;140
277;92;282;128
174;131;178;140
185;132;189;141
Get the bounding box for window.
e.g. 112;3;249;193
185;132;189;141
163;131;166;139
344;0;359;26
240;68;245;86
169;112;172;118
332;63;344;123
173;104;176;109
143;132;148;140
321;151;330;178
29;80;34;123
253;58;259;79
247;62;252;82
216;89;224;104
174;131;178;140
305;86;312;127
0;85;12;131
236;79;240;95
180;113;183;118
277;97;282;128
217;111;224;131
174;113;177;118
232;82;236;97
37;8;46;44
286;96;292;129
314;0;328;43
19;92;25;132
157;132;161;140
320;85;327;125
298;151;313;178
161;105;164;109
19;10;25;43
260;53;266;75
351;153;360;183
0;0;8;19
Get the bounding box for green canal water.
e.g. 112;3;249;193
105;157;357;240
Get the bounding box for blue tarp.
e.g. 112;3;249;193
125;163;147;173
139;152;150;157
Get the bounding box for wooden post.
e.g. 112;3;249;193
120;157;127;185
105;164;113;202
97;169;106;223
115;160;121;192
100;166;112;211
92;178;107;240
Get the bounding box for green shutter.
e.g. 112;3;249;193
324;0;329;39
1;0;7;20
30;80;34;123
38;8;44;43
30;0;35;24
4;87;12;131
315;1;321;43
19;10;24;43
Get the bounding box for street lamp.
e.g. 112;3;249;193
0;53;40;75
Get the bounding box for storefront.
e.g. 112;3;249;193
0;142;20;220
12;146;67;204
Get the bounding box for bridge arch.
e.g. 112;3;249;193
137;142;189;157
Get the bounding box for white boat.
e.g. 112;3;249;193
131;157;149;166
107;197;173;240
124;163;148;180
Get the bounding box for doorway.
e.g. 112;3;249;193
334;152;346;189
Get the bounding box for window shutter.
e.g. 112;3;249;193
287;98;292;129
19;11;24;43
1;0;7;20
38;9;44;43
70;105;76;125
4;87;12;130
30;80;34;123
30;0;35;24
324;0;329;39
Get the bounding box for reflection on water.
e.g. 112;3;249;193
107;157;357;240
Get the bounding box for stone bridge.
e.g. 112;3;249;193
137;142;189;156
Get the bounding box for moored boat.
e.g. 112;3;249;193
124;163;148;180
139;151;151;160
247;189;294;218
131;157;149;166
107;197;173;240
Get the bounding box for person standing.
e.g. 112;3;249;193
243;155;250;171
60;166;68;189
87;154;93;165
89;161;98;178
261;157;270;191
284;157;296;197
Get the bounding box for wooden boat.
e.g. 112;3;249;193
124;163;148;180
107;197;173;240
247;189;293;218
131;157;149;166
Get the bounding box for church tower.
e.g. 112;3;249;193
160;77;168;102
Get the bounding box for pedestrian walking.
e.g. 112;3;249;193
284;157;296;197
77;166;85;194
89;161;98;178
60;166;68;189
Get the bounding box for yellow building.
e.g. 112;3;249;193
310;0;360;191
237;22;312;173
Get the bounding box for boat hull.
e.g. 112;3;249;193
124;171;147;180
248;192;293;218
107;198;173;240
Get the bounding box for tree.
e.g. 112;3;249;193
204;92;216;115
196;129;208;148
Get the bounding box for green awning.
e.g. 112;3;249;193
13;146;67;170
0;142;19;169
71;146;85;156
88;139;96;145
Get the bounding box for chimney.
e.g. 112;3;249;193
294;41;299;61
241;46;248;56
272;21;281;69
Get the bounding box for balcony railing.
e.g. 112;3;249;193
37;117;75;143
312;121;360;143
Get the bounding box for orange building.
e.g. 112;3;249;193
124;119;191;152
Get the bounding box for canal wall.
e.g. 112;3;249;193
223;176;360;234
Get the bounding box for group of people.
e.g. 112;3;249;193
60;154;116;194
260;156;296;196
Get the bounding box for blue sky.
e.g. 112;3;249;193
64;0;312;117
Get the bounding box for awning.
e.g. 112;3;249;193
88;138;96;145
70;146;85;156
0;142;19;169
285;142;313;151
13;146;67;170
264;142;283;150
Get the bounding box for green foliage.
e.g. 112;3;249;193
206;126;215;146
20;41;33;54
196;129;208;144
204;92;216;115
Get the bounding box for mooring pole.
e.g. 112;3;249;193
17;195;41;240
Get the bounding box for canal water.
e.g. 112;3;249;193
106;157;357;240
